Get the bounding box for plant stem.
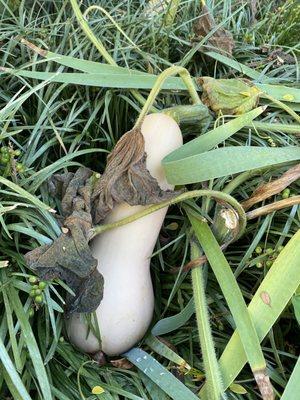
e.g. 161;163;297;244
246;195;300;220
69;0;154;111
263;93;300;124
250;121;300;135
190;239;226;400
90;189;246;239
135;66;202;126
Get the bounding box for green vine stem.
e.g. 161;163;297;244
190;239;226;400
134;66;203;127
83;5;140;51
69;0;155;111
263;93;300;124
90;189;246;240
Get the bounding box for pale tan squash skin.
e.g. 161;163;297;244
66;113;183;356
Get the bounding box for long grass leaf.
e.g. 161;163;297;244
124;348;200;400
188;213;273;399
281;358;300;400
0;336;32;400
8;286;53;400
201;228;300;394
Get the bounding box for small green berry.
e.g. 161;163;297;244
266;260;273;268
0;146;8;154
256;262;263;268
29;276;38;284
35;289;42;296
16;163;24;173
34;295;43;304
255;246;263;254
29;289;36;297
266;248;274;255
59;336;65;343
32;285;39;290
1;155;10;164
282;188;290;199
29;308;34;318
38;281;47;290
14;149;21;156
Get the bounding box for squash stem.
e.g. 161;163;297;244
134;66;203;127
90;189;246;240
190;239;226;400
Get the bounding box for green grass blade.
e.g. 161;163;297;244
2;68;186;90
8;286;53;400
190;240;226;400
145;335;190;369
201;227;300;394
188;213;273;399
163;107;264;162
204;51;263;81
124;348;200;400
164;146;300;185
281;358;300;400
151;297;194;336
0;336;32;400
258;83;300;103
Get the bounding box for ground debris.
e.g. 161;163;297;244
193;5;234;56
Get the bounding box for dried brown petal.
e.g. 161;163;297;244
193;5;235;56
242;163;300;210
92;127;176;223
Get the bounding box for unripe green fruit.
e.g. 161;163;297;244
35;295;43;304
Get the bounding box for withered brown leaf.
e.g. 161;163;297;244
92;126;176;223
242;163;300;210
193;5;235;56
25;168;104;314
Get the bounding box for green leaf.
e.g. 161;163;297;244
8;286;53;400
163;107;300;185
200;228;300;393
0;336;32;400
281;357;300;400
188;214;268;377
1;68;186;90
145;335;190;369
229;383;248;395
292;294;300;325
124;348;200;400
258;83;300;103
151;297;194;336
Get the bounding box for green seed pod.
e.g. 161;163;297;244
35;289;42;296
266;248;274;255
266;260;273;268
282;188;290;199
29;308;35;318
256;262;263;268
32;285;39;290
1;155;10;164
14;149;21;156
29;276;38;284
35;295;43;304
0;146;8;154
29;289;36;297
38;281;47;290
255;246;262;254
